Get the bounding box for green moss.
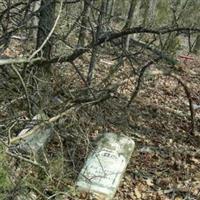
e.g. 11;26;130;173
0;144;12;199
0;169;10;188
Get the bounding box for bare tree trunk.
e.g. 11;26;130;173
105;0;115;23
36;0;55;73
188;31;192;52
110;0;115;16
32;0;41;41
77;0;91;47
141;0;149;27
132;0;141;40
87;0;106;85
192;35;200;54
32;0;55;114
141;0;158;27
123;0;137;51
170;0;180;27
164;0;180;53
148;0;158;25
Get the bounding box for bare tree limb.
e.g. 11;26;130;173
127;57;160;107
1;26;200;66
10;64;32;118
171;74;195;135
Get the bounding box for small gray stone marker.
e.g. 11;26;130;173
15;113;53;157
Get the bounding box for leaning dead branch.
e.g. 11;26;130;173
8;87;115;144
171;74;195;135
127;58;160;107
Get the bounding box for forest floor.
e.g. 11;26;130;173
110;56;200;200
47;53;200;200
1;41;200;200
87;58;199;200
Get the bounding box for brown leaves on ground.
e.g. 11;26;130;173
67;55;200;200
1;40;200;199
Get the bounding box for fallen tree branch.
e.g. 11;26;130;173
0;57;42;66
127;58;161;107
170;74;195;135
2;26;200;66
9;104;75;144
8;87;114;144
141;103;200;120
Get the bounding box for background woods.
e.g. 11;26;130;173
0;0;200;199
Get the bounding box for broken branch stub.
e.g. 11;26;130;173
76;132;135;200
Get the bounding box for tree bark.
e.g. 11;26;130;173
33;0;56;113
105;0;115;23
32;0;41;41
148;0;158;25
141;0;158;27
77;0;91;47
141;0;149;27
123;0;137;51
192;35;200;54
36;0;56;71
87;0;106;85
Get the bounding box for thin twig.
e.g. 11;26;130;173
6;150;49;175
71;61;96;98
8;121;17;145
11;64;32;118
